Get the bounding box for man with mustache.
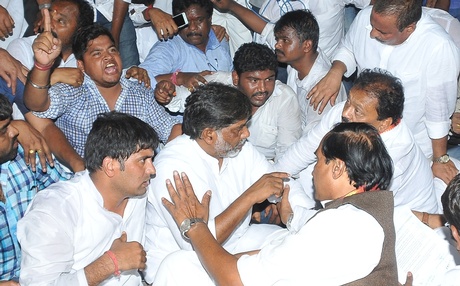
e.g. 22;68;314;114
0;94;72;284
143;83;313;283
140;0;233;91
155;42;302;162
276;68;439;213
22;19;182;159
210;1;347;133
18;111;158;285
308;0;460;185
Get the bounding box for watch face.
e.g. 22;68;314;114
441;155;450;163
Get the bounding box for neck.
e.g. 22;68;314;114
291;51;318;80
195;138;224;169
61;47;73;62
97;83;122;110
90;172;128;217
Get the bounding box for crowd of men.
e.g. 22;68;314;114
1;0;460;285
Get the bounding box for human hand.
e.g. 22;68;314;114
246;172;289;204
11;120;54;172
178;70;212;91
306;68;342;114
162;171;211;228
0;6;14;41
451;113;460;134
148;7;178;40
432;160;458;184
154;80;176;105
50;67;83;87
211;25;229;42
0;49;28;94
125;66;151;88
276;184;293;225
109;232;147;271
32;9;61;67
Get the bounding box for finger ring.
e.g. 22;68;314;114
188;87;194;92
37;149;42;153
29;149;36;154
457;124;460;127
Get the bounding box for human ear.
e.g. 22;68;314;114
377;117;393;133
200;127;217;145
102;157;116;177
77;60;85;73
332;159;346;179
451;225;460;251
232;71;239;87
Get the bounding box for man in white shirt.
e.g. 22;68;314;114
210;1;347;132
18;111;158;285
155;42;302;162
276;69;439;213
144;83;313;283
308;0;460;184
158;122;398;285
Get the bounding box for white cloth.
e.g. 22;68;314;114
7;35;77;69
90;0;131;22
0;0;27;49
334;7;460;158
154;204;383;286
17;171;146;285
144;135;314;282
275;101;439;213
442;266;460;285
424;7;460;49
166;71;302;161
286;51;347;134
256;0;370;59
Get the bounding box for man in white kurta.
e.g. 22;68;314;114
18;112;159;285
276;69;439;213
144;83;313;283
333;6;460;159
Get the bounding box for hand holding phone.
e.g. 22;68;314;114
173;12;189;29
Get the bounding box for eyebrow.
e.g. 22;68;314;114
0;119;11;133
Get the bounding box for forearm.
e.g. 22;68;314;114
214;191;257;244
84;253;116;286
23;67;52;111
188;223;243;286
111;0;129;46
432;136;448;158
227;1;266;34
329;61;347;79
167;124;182;142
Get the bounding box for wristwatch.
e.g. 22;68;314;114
433;154;450;164
180;218;206;240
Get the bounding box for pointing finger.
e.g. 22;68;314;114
42;8;51;33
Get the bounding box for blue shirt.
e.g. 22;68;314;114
34;74;180;157
0;145;72;280
140;30;233;85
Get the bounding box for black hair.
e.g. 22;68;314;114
84;111;159;173
321;122;393;191
72;24;116;61
352;68;405;124
0;94;12;121
233;42;278;76
442;174;460;236
183;83;251;139
172;0;213;18
274;9;319;52
373;0;422;31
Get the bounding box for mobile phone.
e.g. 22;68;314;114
173;12;189;29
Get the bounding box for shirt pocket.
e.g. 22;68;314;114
253;124;278;149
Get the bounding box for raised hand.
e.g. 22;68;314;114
109;232;147;271
246;172;289;204
50;67;83;87
32;8;61;67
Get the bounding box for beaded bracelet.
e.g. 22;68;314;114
105;250;121;277
26;74;50;89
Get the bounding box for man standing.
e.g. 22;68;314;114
144;83;313;282
0;94;72;284
155;42;302;161
308;0;460;183
23;20;181;158
18;112;158;285
140;0;233;89
160;122;398;285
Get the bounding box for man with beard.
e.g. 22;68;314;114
18;111;158;285
208;1;347;132
140;0;232;89
276;68;439;213
143;83;313;283
0;94;72;284
155;42;302;162
23;21;182;158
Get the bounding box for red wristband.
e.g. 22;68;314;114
143;4;154;20
34;61;54;71
170;69;180;85
105;250;121;277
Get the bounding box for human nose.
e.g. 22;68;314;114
147;160;156;176
241;126;250;139
369;27;378;39
256;80;266;93
274;40;282;50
